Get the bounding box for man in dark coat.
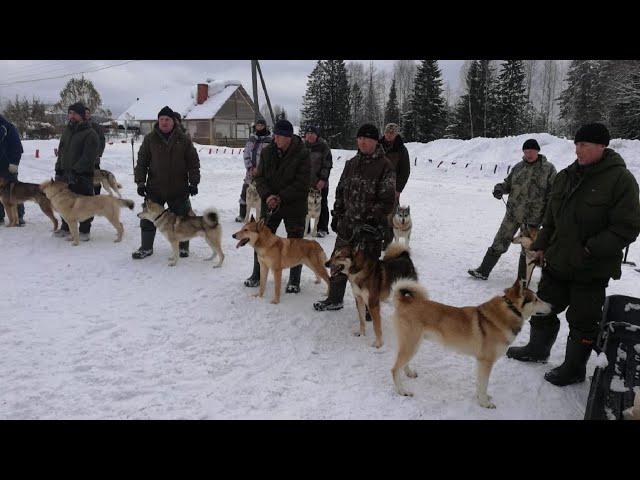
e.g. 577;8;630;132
313;123;396;311
53;102;99;240
0;114;25;226
507;123;640;387
132;106;201;259
244;119;310;293
303;125;332;237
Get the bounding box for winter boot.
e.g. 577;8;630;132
244;252;260;287
544;336;593;386
132;229;155;259
506;319;560;363
179;241;189;258
235;204;247;223
468;250;501;280
518;252;528;283
286;265;302;293
313;275;347;311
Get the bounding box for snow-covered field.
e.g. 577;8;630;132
1;134;639;419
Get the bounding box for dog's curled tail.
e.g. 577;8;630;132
383;241;410;261
392;279;428;306
202;208;219;228
119;199;135;210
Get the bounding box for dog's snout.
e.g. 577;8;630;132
324;260;332;268
232;233;237;239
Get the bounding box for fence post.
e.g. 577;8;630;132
494;164;498;174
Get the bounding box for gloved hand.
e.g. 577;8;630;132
492;184;504;199
330;215;339;233
188;184;198;196
137;184;147;197
8;164;18;174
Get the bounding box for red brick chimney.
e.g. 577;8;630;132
197;84;208;105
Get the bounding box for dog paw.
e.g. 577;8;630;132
396;387;414;397
404;366;418;378
477;395;496;409
252;293;263;298
373;339;384;349
352;329;364;337
270;299;280;305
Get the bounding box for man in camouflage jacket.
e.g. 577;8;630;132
313;123;396;312
506;123;640;387
468;138;557;280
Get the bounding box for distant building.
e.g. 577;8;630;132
118;79;257;146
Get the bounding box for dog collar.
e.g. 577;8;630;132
154;208;170;221
502;297;522;318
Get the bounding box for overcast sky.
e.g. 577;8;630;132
0;60;465;121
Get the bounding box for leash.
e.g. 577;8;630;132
502;296;523;318
154;208;170;222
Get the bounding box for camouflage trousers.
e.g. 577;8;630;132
488;212;527;256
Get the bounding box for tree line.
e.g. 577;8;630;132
299;60;640;148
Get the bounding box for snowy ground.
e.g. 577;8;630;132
1;134;639;419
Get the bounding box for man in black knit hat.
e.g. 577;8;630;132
468;138;557;280
53;102;100;240
244;119;310;293
132;105;200;259
313;123;396;311
507;123;640;387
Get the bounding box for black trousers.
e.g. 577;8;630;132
318;184;330;232
59;175;95;234
532;268;608;342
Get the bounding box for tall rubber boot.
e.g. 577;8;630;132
132;227;155;259
468;250;501;280
544;336;593;386
244;252;260;287
506;317;560;362
313;273;347;311
286;265;302;293
179;240;189;258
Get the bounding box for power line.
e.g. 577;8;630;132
0;60;139;87
0;61;101;84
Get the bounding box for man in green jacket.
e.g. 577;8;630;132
132;106;201;259
507;123;640;387
53;102;100;241
469;139;557;280
244;119;310;293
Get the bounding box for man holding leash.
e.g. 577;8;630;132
245;119;310;293
303;125;332;237
132;106;200;259
237;118;272;223
53;102;100;240
506;123;640;386
314;123;396;312
0;114;25;226
468;138;556;280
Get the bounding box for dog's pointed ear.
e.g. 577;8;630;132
407;205;410;214
256;218;265;229
250;214;255;223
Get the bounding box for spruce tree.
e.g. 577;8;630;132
558;60;605;136
494;60;528;136
300;61;325;130
411;60;447;142
383;79;400;126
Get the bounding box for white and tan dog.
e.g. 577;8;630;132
392;205;412;245
40;179;134;245
390;278;551;408
305;188;322;237
93;169;123;198
244;181;261;223
137;199;224;267
512;225;540;285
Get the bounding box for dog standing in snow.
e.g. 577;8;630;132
392;205;412;245
305;188;322;237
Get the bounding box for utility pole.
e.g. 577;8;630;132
251;60;276;126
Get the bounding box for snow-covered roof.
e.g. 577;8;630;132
118;80;244;122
